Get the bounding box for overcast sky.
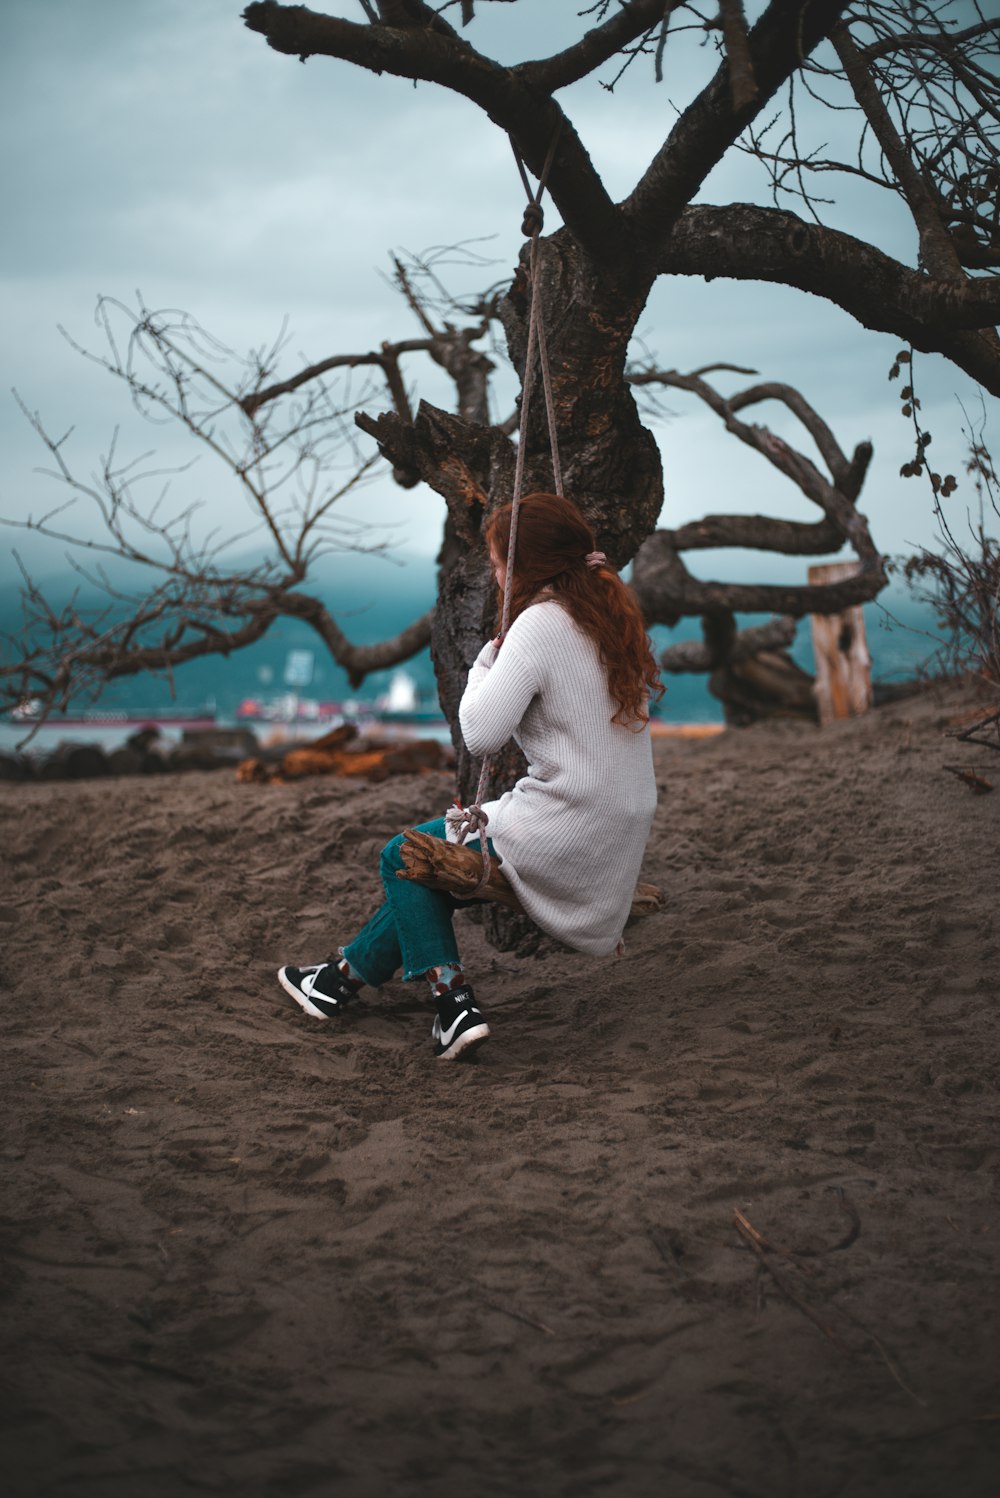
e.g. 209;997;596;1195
2;0;996;590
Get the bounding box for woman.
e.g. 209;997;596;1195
278;492;662;1060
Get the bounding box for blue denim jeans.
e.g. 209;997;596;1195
342;818;495;986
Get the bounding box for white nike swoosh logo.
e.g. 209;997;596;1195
302;971;336;1001
437;1008;479;1046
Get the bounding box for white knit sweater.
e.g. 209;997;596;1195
457;600;657;956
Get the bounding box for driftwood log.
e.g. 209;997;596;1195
236;723;451;784
397;827;663;922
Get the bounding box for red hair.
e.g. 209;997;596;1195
485;492;663;728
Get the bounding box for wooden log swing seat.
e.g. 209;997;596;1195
396;827;663;922
396;128;662;927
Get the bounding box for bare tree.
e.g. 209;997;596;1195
904;405;1000;698
6;2;999;763
232;1;995;768
3;284;880;737
627;361;880;719
1;262;500;730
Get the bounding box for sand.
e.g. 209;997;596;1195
1;686;998;1498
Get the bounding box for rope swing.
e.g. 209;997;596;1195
450;125;565;891
396;138;662;924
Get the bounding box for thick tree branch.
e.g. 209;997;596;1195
727;381;855;486
633;537;884;620
274;592;433;686
517;0;678;93
356;399;513;543
831;25;963;282
632;367;865;486
241;341;432;417
630;364;876;553
719;0;758;112
654;204;1000;393
624;0;848;242
3;585;434;721
630;362;886;677
659;615;798;673
242;2;626;261
657;514;843;555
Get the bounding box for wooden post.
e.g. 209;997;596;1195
808;561;873;726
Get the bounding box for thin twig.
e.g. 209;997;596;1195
942;764;995;792
861;1329;929;1409
954;708;1000;749
88;1350;201;1385
733;1210;846;1351
482;1298;555;1337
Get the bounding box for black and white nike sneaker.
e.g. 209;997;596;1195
278;962;357;1019
431;984;490;1060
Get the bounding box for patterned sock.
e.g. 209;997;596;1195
425;962;465;1000
336;956;365;991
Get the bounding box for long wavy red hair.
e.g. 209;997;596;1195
485;492;663;728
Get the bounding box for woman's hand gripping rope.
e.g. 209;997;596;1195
446;798;496;894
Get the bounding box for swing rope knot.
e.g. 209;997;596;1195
447;802;495;894
521;201;544;238
456;803;489;843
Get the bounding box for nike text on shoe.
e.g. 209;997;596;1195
278;962;356;1019
431;984;490;1060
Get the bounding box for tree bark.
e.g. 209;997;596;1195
653;204;1000;394
498;231;663;562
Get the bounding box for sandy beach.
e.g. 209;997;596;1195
1;685;998;1498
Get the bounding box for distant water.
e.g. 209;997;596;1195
0;559;945;757
0;720;199;758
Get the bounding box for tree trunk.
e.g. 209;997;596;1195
427;233;662;779
360;231;663;745
358;231;660;949
710;650;818;726
498;228;663;561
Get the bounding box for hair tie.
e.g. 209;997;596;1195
585;551;607;570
